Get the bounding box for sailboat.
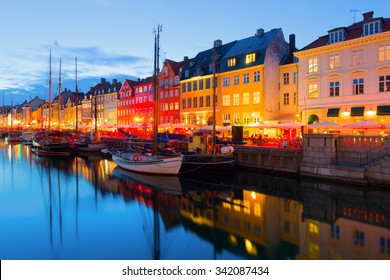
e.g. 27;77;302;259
112;25;183;175
179;41;234;173
31;55;72;156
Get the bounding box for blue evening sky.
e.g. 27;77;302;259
0;0;389;105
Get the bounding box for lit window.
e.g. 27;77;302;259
243;92;250;105
329;54;340;69
253;91;260;104
309;222;319;234
352;49;365;65
308;83;319;99
233;94;240;106
379;44;390;61
246;53;256;63
222;95;231;106
227;57;236;67
308;57;318;73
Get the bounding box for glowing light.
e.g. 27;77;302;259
245;239;258;256
251;191;256;199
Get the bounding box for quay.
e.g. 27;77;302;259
232;134;390;187
100;133;390;187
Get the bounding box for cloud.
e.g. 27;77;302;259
0;42;151;104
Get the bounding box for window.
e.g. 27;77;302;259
293;72;297;84
363;20;381;36
308;83;319;99
193;97;197;108
294;92;297;104
380;237;390;254
227;57;236;67
353;78;364;95
234;74;239;85
233;113;240;124
233;94;240;106
330;224;340;240
283;93;289;105
187;81;192;92
243;112;250;124
206;95;210;107
330;81;340;96
379;45;390;61
246;53;256;63
182;98;186;109
283;73;289;85
379;75;390;92
253;91;260;104
223;76;230;87
223;113;230;124
199;79;204;90
254;70;260;82
329;54;340;69
187;97;192;108
243;92;249;105
243;73;249;84
352;49;364;65
193;81;198;91
222;95;231;106
199;96;204;107
181;83;186;93
205;78;210;89
329;30;344;43
308;57;318;73
353;230;365;247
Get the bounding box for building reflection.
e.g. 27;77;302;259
2;142;389;260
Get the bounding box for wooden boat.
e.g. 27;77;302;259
6;131;21;144
31;131;72;156
112;25;183;175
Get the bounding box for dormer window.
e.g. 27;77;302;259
363;20;381;36
329;29;344;44
245;53;256;64
227;57;236;67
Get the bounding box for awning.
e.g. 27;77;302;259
350;106;365;117
377;105;390;116
327;108;340;117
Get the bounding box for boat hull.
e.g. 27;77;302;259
112;154;183;175
180;153;235;173
75;142;106;152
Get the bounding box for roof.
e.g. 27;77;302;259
300;11;390;51
220;28;284;72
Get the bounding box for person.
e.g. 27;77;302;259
283;138;289;148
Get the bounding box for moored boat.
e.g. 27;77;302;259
5;131;22;144
31;131;72;156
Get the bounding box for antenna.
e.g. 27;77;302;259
350;9;361;23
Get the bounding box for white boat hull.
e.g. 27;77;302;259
112;154;183;175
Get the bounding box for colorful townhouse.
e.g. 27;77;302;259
294;11;390;129
133;76;154;135
158;59;182;125
118;79;138;125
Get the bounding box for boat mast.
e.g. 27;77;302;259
75;57;79;134
48;51;52;131
2;92;4;128
212;42;217;153
58;58;62;131
94;89;98;133
152;24;162;155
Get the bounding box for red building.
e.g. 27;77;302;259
133;76;154;137
118;79;138;125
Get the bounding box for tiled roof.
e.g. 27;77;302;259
300;12;390;51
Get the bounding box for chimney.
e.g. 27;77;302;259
363;11;374;20
289;34;296;53
257;28;264;37
112;79;117;84
183;56;188;61
101;78;106;84
214;39;222;48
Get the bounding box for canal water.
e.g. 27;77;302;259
1;139;389;260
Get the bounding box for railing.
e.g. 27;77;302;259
336;136;389;166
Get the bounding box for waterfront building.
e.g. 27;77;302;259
117;79;138;125
294;11;390;133
133;76;154;136
158;59;182;125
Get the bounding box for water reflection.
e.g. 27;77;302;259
0;140;389;260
